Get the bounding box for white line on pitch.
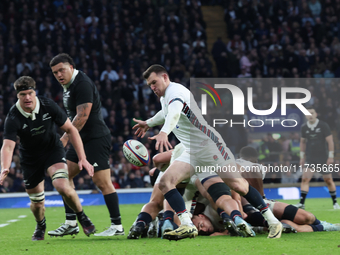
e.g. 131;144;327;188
7;219;19;223
18;215;27;218
0;224;9;227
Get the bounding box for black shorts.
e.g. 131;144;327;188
66;134;111;172
22;146;67;190
305;155;330;175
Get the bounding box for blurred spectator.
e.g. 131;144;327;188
125;171;144;188
74;177;87;190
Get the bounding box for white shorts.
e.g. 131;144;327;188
175;143;236;178
155;143;187;185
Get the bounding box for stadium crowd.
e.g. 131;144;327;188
0;0;339;193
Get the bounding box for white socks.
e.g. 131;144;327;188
178;211;193;226
66;220;77;227
262;210;280;225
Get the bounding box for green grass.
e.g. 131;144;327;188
0;198;339;255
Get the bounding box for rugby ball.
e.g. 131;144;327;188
123;140;150;166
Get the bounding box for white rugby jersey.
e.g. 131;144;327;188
160;82;228;158
236;158;267;179
203;204;224;231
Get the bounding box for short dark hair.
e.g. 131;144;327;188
14;76;36;92
306;105;316;111
240;146;259;160
143;64;168;79
49;53;76;68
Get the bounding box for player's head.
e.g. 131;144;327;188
192;214;214;235
14;76;37;112
305;105;317;123
50;53;76;86
143;64;170;97
240;146;259;163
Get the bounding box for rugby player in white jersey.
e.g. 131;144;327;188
132;65;282;240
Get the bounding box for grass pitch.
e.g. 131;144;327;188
0;198;339;255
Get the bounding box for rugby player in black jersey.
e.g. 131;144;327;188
0;76;96;240
295;106;339;210
49;53;124;237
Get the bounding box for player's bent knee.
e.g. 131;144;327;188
305;212;316;225
230;182;248;195
29;191;45;203
301;178;310;184
207;183;231;203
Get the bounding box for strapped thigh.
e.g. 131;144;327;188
51;169;69;181
29;191;45;203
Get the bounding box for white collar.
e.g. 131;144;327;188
16;96;40;120
307;118;319;130
62;69;79;92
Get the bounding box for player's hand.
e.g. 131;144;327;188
148;131;172;153
78;159;94;177
0;168;9;185
210;231;228;236
132;118;149;138
327;157;334;165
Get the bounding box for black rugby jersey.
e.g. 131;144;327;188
301;120;331;158
3;96;67;157
63;71;109;142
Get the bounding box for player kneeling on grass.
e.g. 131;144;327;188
0;76;96;240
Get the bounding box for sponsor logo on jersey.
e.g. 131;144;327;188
93;162;98;167
316;128;321;132
213;155;218;161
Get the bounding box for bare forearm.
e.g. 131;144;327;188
62;103;90;142
67;128;86;160
1;148;13;170
62;115;87;142
300;141;306;153
1;141;15;170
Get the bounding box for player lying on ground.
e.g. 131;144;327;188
238;146;340;233
128;143;255;238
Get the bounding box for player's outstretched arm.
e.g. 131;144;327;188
0;139;16;185
132;118;150;138
60;118;94;177
133;110;166;138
